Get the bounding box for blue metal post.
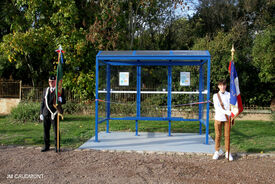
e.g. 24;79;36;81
95;57;99;142
136;65;141;136
106;64;111;133
198;63;205;135
167;65;172;136
205;58;211;144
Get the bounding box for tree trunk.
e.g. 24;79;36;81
25;55;35;87
270;97;275;112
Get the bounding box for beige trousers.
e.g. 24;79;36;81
214;120;231;152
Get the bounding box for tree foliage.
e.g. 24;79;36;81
0;0;96;100
252;26;275;83
0;0;274;105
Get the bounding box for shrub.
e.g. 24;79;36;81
63;101;93;115
26;88;36;101
10;102;40;123
10;101;94;123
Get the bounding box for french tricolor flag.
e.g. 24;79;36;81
229;61;243;119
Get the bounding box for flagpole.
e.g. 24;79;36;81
55;45;64;153
57;113;63;152
57;112;60;152
56;51;61;153
228;44;235;161
231;44;235;61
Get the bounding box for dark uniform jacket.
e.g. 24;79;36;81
40;87;66;117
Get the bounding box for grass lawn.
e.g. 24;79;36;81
0;114;274;153
0;115;94;149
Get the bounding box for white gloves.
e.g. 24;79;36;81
40;114;44;121
58;97;62;103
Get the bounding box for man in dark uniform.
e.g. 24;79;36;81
40;75;66;152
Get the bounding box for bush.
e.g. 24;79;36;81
26;88;36;101
10;102;40;123
63;101;93;115
10;101;94;123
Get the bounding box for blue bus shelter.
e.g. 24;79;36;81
95;50;211;144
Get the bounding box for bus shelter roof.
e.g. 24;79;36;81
96;50;210;66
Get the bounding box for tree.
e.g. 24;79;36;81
191;0;238;37
252;26;275;84
0;27;56;86
192;24;273;106
86;0;123;51
86;0;175;51
0;0;97;100
237;0;275;31
0;0;273;105
162;18;195;50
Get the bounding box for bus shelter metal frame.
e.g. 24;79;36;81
95;50;211;144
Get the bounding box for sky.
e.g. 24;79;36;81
174;0;198;18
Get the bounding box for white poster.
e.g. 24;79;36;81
119;72;129;86
180;72;190;86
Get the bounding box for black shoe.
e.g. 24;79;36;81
41;147;50;152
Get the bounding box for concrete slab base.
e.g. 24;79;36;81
79;131;215;154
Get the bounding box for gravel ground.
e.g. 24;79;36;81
0;146;275;184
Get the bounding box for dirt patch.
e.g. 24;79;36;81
235;113;272;121
0;98;20;115
0;147;274;184
172;111;272;121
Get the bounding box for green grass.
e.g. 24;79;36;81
229;121;275;153
0;115;94;148
0;114;274;153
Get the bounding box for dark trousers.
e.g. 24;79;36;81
43;115;60;148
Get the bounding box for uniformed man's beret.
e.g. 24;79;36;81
49;75;56;81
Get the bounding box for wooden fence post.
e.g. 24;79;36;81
19;81;22;100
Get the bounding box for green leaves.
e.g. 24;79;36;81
86;0;122;50
252;26;275;84
0;0;95;95
0;0;273;106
